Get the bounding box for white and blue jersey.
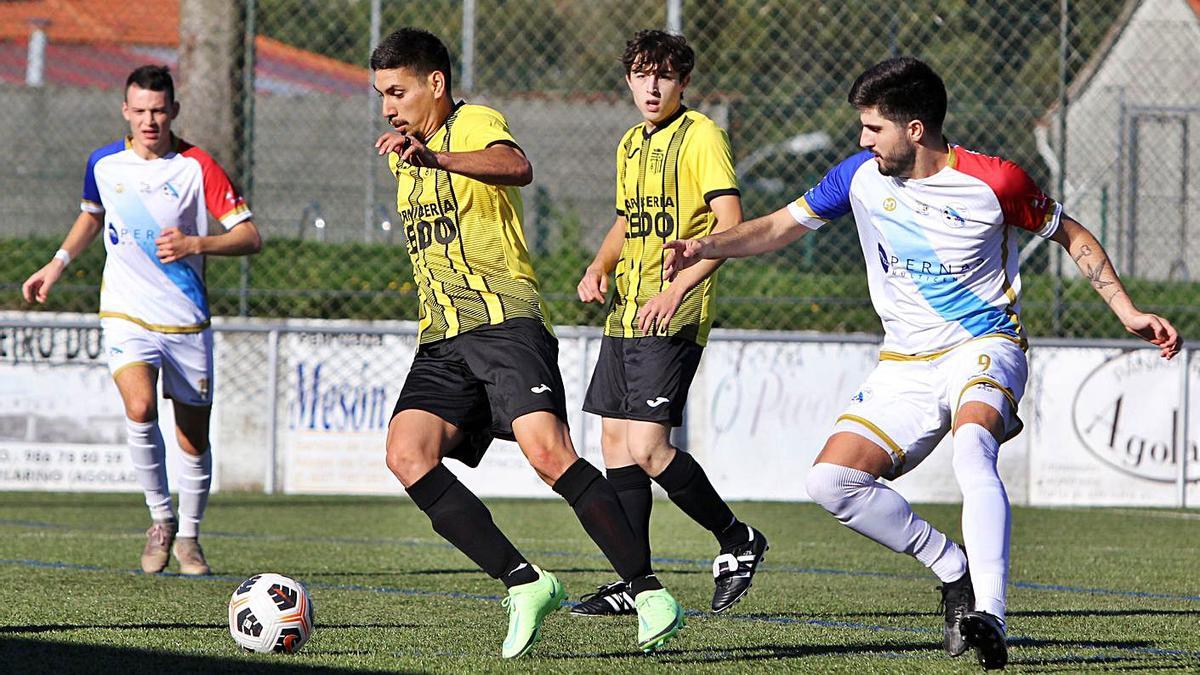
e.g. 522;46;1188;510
82;136;252;333
786;146;1061;357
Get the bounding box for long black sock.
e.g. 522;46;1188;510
553;458;661;594
607;464;652;553
406;464;537;588
653;450;746;550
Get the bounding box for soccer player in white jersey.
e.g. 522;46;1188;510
22;65;262;576
664;57;1180;670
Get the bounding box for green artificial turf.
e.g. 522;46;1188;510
0;492;1197;673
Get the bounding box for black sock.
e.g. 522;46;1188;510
653;450;746;550
406;464;536;588
606;465;652;554
553;458;657;586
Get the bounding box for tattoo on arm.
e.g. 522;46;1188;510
1071;244;1092;264
1085;262;1115;290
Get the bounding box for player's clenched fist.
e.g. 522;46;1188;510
661;238;709;280
577;264;609;303
156;226;199;263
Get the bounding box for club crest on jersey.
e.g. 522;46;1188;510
882;197;897;212
850;387;872;403
649;149;665;173
942;203;969;227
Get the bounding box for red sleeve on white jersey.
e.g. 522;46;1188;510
953;147;1061;238
179;142;253;228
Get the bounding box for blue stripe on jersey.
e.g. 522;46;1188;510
879;211;1014;338
83;140;125;205
107;189;210;317
803;150;874;220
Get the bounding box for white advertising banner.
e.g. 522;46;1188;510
1027;347;1199;506
0;319;195;492
278;328;566;498
5;314;1196;506
686;338;1031;504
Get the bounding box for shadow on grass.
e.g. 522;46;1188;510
0;637;419;675
824;608;1200;620
547;637;1191;667
1;621;419;635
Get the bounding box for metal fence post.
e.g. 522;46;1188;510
364;0;382;241
462;0;477;93
239;0;258;317
1052;0;1069;336
666;0;681;34
265;328;280;494
1179;347;1192;508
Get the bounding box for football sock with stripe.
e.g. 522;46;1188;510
652;450;744;550
606;464;653;551
126;418;174;522
806;462;967;583
406;463;535;588
954;423;1010;624
554;458;659;589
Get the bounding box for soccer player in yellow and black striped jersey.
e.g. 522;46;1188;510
370;27;683;658
574;30;768;618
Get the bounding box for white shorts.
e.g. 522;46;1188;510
832;335;1028;480
102;318;214;407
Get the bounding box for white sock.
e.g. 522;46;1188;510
953;423;1009;624
126;419;173;522
806;463;966;582
176;449;212;538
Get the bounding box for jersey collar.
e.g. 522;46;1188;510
642;105;688;138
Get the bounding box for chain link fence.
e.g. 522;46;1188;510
2;0;1197;339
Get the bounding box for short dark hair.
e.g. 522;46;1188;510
622;30;694;79
370;27;453;93
125;65;174;102
848;57;946;134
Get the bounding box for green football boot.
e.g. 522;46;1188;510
635;588;685;653
501;566;566;659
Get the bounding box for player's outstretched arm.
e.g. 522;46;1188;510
638;194;742;333
1050;214;1181;359
375;131;532;186
578;216;626;303
662;204;809;280
156;220;262;264
22;210;103;304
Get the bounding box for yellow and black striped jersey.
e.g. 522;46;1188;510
388;103;547;345
608;107;738;346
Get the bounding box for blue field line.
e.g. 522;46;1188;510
2;556;1198;664
3;517;1199;604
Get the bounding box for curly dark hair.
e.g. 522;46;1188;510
621;29;694;78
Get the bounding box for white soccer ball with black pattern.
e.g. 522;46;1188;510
228;573;315;654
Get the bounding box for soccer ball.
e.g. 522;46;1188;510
228;573;314;653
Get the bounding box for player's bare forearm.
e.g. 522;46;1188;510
60;211;105;259
702;206;809;260
434;145;533;186
668;194;742;293
1051;214;1181;357
197;221;263;256
589;217;627;275
1050;216;1136;321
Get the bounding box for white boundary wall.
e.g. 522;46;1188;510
2;313;1195;506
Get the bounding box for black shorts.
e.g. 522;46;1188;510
392;318;568;467
582;335;703;427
